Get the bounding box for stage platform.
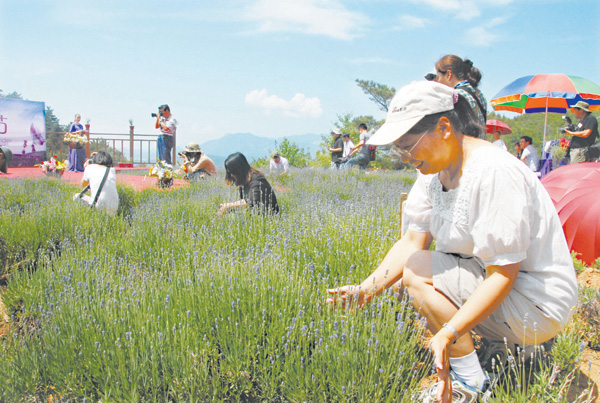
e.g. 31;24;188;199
0;167;188;191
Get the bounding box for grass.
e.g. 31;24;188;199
0;168;595;402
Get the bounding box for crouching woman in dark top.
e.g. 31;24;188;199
218;152;279;215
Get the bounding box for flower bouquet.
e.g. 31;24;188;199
36;156;68;178
63;131;88;149
551;137;570;168
147;159;181;188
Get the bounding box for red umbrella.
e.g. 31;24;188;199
541;162;597;202
485;119;512;135
541;162;600;265
542;164;581;204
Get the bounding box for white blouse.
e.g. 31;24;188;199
82;164;119;214
404;145;577;326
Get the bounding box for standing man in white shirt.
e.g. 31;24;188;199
154;104;177;165
342;133;355;160
519;136;540;172
491;130;507;151
269;153;289;174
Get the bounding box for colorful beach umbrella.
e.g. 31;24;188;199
485;119;512;135
491;74;600;114
541;162;600;265
491;74;600;145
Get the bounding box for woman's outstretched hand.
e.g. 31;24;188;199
326;285;367;309
428;330;453;403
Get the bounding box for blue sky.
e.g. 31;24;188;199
1;0;599;148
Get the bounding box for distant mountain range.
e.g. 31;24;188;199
196;132;323;165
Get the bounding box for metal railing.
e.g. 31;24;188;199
46;125;177;166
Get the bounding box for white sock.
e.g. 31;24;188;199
449;350;487;391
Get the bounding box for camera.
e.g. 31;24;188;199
151;109;164;118
151;113;157;118
559;115;577;133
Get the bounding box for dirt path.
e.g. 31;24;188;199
575;267;600;402
578;349;600;402
567;267;600;402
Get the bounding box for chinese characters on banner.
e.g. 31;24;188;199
0;98;46;167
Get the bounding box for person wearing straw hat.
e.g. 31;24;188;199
326;81;577;403
565;101;599;164
179;142;216;180
0;146;13;174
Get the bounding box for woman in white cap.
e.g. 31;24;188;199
327;81;577;402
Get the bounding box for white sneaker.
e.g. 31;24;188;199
416;371;491;403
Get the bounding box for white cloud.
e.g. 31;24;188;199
393;14;430;30
350;57;401;66
464;17;507;46
244;0;369;40
245;89;323;118
465;26;499;46
409;0;515;20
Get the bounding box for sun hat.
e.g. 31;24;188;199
0;146;13;174
367;81;455;146
331;128;341;135
573;101;590;112
184;142;201;152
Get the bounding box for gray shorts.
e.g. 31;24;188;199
431;252;557;345
570;148;586;164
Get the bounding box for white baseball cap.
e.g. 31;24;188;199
367;81;455;146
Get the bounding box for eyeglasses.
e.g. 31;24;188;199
393;131;428;161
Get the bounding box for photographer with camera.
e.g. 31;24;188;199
73;151;119;215
564;101;599;164
179;142;216;180
153;104;177;164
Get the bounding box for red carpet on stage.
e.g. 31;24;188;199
0;167;188;191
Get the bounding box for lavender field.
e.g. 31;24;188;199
0;170;595;402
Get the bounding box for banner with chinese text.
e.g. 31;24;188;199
0;98;46;167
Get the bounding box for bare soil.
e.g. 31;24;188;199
573;267;600;402
579;267;600;290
